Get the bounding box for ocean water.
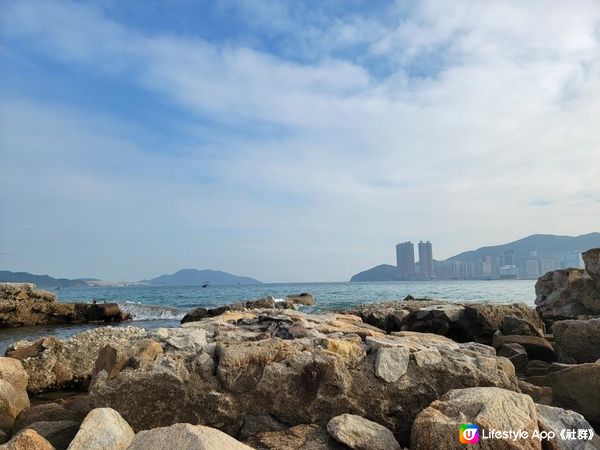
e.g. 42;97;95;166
1;280;536;353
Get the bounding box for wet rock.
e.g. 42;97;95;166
327;414;401;450
284;293;315;306
492;335;556;362
67;408;134;450
7;327;147;394
22;420;79;450
526;362;600;425
536;404;600;450
127;423;253;450
552;318;600;363
244;423;349;450
0;429;54;450
411;387;541;450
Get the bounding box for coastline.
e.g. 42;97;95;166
0;251;599;449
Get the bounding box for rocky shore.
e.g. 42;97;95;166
0;250;598;449
0;284;128;328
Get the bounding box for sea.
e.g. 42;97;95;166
0;280;536;354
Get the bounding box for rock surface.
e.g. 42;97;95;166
492;335;556;362
535;256;600;321
411;387;541;449
7;327;147;394
526;362;600;425
536;404;600;450
346;299;542;344
244;423;349;450
127;423;253;450
0;429;54;450
0;358;29;434
551;318;600;363
22;420;79;449
13;403;83;433
327;414;401;450
0;283;128;328
87;308;517;445
67;408;134;450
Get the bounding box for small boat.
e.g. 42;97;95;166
202;282;209;288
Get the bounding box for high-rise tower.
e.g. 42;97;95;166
418;241;433;278
396;242;415;279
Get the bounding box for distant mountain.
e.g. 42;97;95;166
449;233;600;262
0;271;90;288
147;269;261;286
350;264;398;282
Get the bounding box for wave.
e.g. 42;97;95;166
118;302;186;321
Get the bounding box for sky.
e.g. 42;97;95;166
1;0;599;282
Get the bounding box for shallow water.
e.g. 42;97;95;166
0;279;536;354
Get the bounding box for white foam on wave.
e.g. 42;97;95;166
118;302;186;321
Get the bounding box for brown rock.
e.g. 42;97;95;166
492;335;556;362
13;404;82;433
411;387;541;450
552;318;600;363
517;380;553;406
0;429;54;450
582;248;600;284
327;414;401;450
0;380;29;434
22;421;79;450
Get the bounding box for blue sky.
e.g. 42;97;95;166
1;0;599;282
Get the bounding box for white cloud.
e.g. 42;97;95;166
1;0;599;281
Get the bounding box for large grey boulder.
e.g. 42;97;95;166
127;423;253;450
67;408;134;450
411;387;541;450
552;318;600;363
327;414;401;450
536;404;600;450
582;248;600;284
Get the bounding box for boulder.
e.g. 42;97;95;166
244;423;349;450
492;335;556;362
535;268;600;321
411;387;541;449
0;429;54;450
238;414;287;440
551;318;600;363
497;343;528;372
67;408;134;450
500;316;543;337
374;347;409;383
22;420;79;450
0;358;28;391
582;248;600;284
526;362;600;425
326;414;401;450
0;357;29;433
536;404;600;450
91;339;163;384
127;423;253;450
7;327;147;393
0;380;29;434
284;293;315;306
